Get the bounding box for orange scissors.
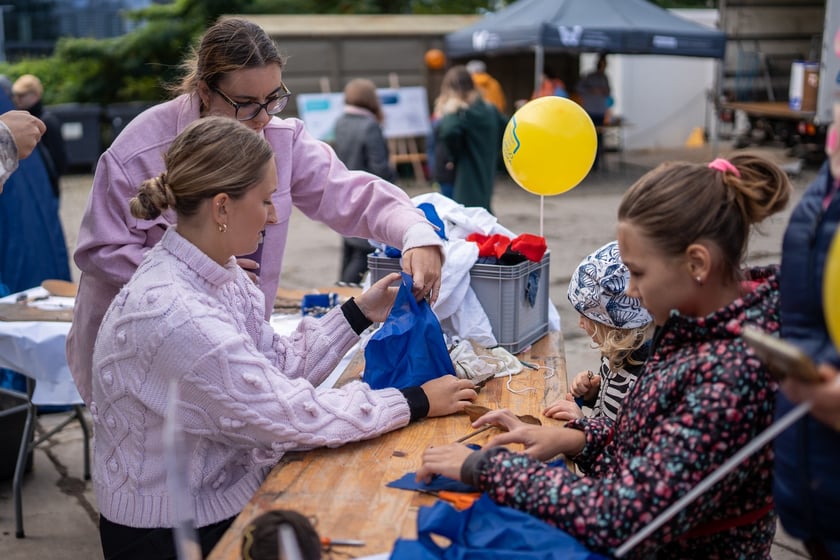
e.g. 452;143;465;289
417;489;481;510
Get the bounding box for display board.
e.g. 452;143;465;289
296;86;431;142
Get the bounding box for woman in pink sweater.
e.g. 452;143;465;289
92;117;476;559
68;17;445;406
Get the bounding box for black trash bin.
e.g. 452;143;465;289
46;103;103;172
105;101;154;146
0;387;31;480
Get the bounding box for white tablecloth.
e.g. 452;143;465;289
0;287;78;405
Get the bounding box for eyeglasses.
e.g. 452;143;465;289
211;83;291;121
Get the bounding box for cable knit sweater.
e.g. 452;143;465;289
91;228;411;529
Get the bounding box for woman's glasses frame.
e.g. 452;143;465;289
211;83;292;121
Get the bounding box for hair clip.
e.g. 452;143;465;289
707;158;741;178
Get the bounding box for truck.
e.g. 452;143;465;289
717;0;840;162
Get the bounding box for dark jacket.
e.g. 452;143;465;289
332;109;395;182
438;99;507;213
775;161;840;552
463;267;779;559
28;100;67;198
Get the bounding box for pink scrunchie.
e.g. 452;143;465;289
708;158;741;178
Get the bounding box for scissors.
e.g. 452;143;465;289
416;489;481;510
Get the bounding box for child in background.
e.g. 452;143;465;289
417;154;791;558
544;241;652;422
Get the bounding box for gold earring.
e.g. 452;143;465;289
695;276;702;284
218;223;227;233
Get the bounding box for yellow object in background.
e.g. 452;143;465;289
824;228;840;351
685;127;706;148
502;97;597;196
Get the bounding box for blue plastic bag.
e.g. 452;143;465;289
391;494;609;560
363;272;453;390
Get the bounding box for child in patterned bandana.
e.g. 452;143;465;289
544;241;652;422
417;153;793;559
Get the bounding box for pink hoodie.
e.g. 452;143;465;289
68;93;440;405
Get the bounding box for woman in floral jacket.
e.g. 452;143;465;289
418;154;792;559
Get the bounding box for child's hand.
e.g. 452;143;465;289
543;393;584;421
570;370;601;400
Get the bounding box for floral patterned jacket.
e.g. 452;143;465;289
465;266;779;559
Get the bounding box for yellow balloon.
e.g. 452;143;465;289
502;97;597;196
824;228;840;351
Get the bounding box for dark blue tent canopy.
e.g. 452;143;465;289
445;0;726;59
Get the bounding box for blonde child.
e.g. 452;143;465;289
544;240;653;422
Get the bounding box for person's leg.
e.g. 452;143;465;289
99;514;234;560
439;182;454;199
590;114;605;171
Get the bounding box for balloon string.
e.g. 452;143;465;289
540;195;545;238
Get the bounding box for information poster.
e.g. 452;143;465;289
296;86;431;142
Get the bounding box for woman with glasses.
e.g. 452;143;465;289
68;17;445;407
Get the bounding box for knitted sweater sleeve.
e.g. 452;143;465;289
184;305;411;458
100;282;412;465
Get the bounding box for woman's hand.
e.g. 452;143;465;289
354;272;400;323
476;409;585;462
782;363;840;431
421;375;477;417
543;393;584;421
236;257;260;285
416;443;474;483
570;370;600;399
402;246;442;304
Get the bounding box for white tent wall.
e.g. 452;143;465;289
598;9;719;151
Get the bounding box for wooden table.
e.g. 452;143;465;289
208;331;567;559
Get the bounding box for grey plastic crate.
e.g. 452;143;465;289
368;252;550;354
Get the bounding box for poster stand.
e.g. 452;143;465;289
386;73;427;186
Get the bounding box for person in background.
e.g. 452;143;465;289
531;65;567;99
68;17;445;407
544;240;652;422
774;99;840;560
12;74;67;198
418;154;791;558
465;59;507;115
576;54;611;171
333;78;395;284
92;117;477;559
0;109;44;189
435;65;507;214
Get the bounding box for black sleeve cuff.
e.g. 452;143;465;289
399;385;430;422
341;297;373;335
461;446;507;487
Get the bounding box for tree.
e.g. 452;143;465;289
0;0;248;105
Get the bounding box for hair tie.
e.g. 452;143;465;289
707;158;741;178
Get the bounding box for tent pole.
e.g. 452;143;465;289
534;45;545;99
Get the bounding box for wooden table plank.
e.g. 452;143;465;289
208;330;566;559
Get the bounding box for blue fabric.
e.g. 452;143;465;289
0;90;70;294
417;202;447;240
390;494;608;559
774;161;840;554
363;272;453;389
387;472;479;494
0;90;71;395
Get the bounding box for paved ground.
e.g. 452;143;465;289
0;142;817;558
